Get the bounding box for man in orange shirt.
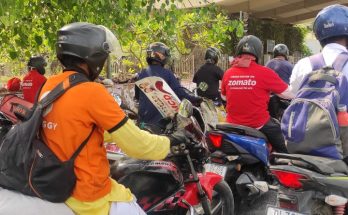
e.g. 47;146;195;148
0;23;186;215
22;56;47;103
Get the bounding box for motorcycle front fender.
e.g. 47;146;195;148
180;172;223;206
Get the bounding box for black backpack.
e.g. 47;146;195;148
0;72;94;202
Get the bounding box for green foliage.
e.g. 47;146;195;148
0;0;243;74
247;17;310;55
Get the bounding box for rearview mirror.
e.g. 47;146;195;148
111;93;122;106
178;99;193;118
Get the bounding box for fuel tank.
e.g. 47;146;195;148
110;158;184;211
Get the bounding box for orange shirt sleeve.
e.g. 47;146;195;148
87;83;126;132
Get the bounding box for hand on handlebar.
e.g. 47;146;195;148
168;130;190;155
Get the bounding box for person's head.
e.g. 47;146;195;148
146;42;171;66
236;35;263;63
205;47;221;64
273;44;289;60
313;4;348;47
56;22;119;81
27;56;47;75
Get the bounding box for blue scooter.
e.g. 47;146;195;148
206;123;278;214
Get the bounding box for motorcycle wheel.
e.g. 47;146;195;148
192;181;234;215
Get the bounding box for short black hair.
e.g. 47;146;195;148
320;35;348;47
59;55;86;68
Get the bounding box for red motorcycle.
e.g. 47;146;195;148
108;99;234;215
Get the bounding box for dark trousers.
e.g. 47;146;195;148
268;96;280;119
259;118;288;153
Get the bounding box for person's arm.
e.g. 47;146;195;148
220;70;228;101
338;72;348;108
217;67;224;81
265;67;293;99
276;87;295;100
166;70;200;103
107;119;170;160
289;58;311;94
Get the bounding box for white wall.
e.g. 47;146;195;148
304;32;321;54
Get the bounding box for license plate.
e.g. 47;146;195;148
204;163;227;178
267;206;306;215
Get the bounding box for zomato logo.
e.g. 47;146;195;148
228;79;257;86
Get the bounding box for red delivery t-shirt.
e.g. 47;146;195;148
22;69;47;103
221;60;287;128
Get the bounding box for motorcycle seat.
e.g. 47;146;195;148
216;123;269;142
272;153;348;175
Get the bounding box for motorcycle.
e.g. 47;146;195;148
206;123;279;214
109;99;234;215
269;152;348;215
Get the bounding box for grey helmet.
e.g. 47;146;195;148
273;44;289;59
236;35;263;63
56;22;118;81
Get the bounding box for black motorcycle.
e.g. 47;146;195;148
270;153;348;215
108;99;234;215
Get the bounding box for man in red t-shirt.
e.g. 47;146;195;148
221;35;294;153
22;56;47;103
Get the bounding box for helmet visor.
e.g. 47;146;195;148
99;25;123;58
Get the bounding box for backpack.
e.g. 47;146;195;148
0;94;33;124
281;53;348;160
0;72;93;202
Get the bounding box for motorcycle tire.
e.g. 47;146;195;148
210;180;235;215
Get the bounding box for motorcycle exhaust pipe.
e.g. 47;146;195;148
325;195;347;215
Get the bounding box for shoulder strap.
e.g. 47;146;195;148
70;124;96;161
309;52;348;72
39;73;89;108
34;80;47;103
309;53;325;70
332;52;348;72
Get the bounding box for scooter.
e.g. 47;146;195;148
269;153;348;215
206;123;279;214
109;99;234;215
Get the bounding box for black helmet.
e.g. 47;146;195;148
28;56;47;75
56;22;118;81
236;35;263;63
146;42;171;66
273;44;289;59
205;47;221;64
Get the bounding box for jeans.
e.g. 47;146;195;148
109;196;146;215
0;187;74;215
259;118;288;153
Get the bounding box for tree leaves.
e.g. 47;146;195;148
0;0;243;73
